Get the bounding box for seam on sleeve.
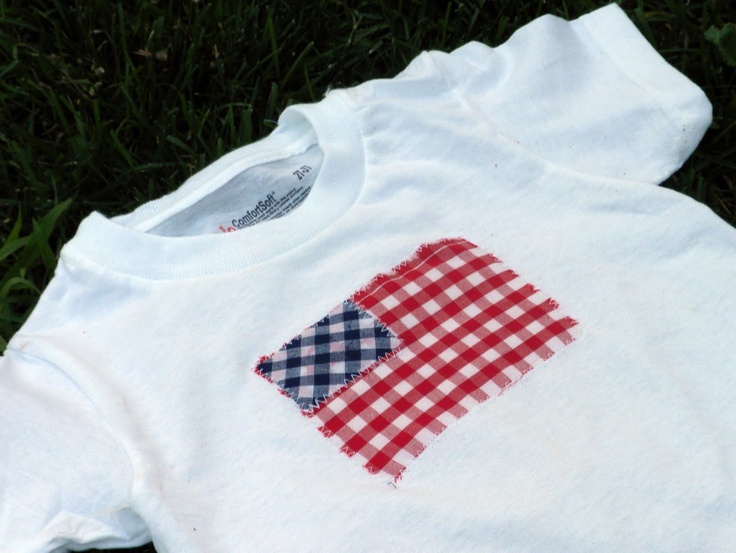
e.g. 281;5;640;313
423;45;655;187
4;347;140;526
575;6;711;170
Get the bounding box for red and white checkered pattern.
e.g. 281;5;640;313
312;238;579;480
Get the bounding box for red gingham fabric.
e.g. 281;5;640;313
311;238;579;480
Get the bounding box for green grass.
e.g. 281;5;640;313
0;1;734;551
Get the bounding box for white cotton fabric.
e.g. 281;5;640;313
1;4;733;552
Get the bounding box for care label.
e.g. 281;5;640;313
148;144;324;237
219;186;312;232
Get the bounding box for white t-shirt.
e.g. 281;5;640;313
2;4;733;552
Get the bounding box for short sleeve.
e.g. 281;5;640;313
0;350;149;552
428;4;712;183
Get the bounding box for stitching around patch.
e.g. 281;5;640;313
253;237;580;482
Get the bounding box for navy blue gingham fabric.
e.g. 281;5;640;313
257;300;401;410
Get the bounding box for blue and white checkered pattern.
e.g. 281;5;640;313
257;300;402;410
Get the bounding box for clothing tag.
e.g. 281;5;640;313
149;144;324;237
220;185;312;232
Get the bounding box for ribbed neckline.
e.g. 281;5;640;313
64;92;365;279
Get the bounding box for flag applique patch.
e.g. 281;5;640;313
255;238;579;481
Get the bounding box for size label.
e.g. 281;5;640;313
293;165;312;180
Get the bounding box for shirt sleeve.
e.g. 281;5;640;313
0;350;149;553
427;4;712;184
